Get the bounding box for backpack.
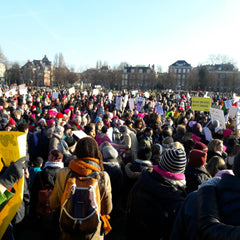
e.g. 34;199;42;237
59;171;101;234
36;172;53;216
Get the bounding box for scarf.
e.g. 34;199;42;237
43;161;64;169
68;157;112;235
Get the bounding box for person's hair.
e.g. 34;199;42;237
134;117;145;129
173;141;185;150
176;124;186;136
84;124;93;135
95;120;103;131
32;157;43;167
99;141;112;152
206;156;226;177
208;139;223;152
74;137;104;170
230;144;240;156
162;126;173;138
101;125;108;134
17;122;29;132
144;127;153;134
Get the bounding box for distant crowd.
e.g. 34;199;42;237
1;86;240;240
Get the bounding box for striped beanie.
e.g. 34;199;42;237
159;148;187;173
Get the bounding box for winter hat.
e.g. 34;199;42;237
47;119;55;126
38;118;46;124
232;151;240;178
102;146;118;160
107;112;113;120
159;148;187;173
162;136;174;150
188;149;207;167
64;123;73;131
188;121;197;128
31;105;37;111
64;109;71;114
56;112;63;119
8;118;16;126
194;142;208;152
48;109;57;116
215;126;223;133
215;169;234;178
119;125;128;133
0;118;9;129
29;114;35;120
223;128;233;138
94;117;102;123
212;120;220;128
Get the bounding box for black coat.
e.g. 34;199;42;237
126;169;186;240
185;164;211;193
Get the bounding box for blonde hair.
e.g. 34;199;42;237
208;139;223;152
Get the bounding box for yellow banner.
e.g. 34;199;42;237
191;97;212;112
0;131;26;239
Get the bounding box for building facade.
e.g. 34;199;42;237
21;55;53;86
169;60;192;89
122;65;156;89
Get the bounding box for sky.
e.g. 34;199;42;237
1;0;240;72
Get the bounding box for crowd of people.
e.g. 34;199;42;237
1;86;240;240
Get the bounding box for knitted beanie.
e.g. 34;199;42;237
223;128;232;138
102;146;118;160
188;149;207;167
194;142;208;152
159;148;187;173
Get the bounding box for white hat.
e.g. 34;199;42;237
215;126;223;133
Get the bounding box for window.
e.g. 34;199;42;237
139;69;143;73
182;74;185;79
124;69;127;73
183;69;186;73
174;69;177;73
187;69;190;73
131;69;135;73
178;74;181;79
178;69;181;73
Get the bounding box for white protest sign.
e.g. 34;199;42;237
107;127;113;142
237;102;240;130
0;89;2;97
123;95;128;108
229;106;237;118
210;107;226;129
136;97;145;112
203;127;212;142
108;91;113;101
144;92;150;98
116;97;122;110
234;97;240;103
52;92;58;99
129;98;135;111
131;90;138;96
18;84;26;90
19;88;28;95
83;91;88;96
224;99;234;109
72;130;87;139
93;89;99;96
5;89;16;98
156;105;164;115
69;87;75;95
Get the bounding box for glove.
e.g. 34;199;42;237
0;157;26;189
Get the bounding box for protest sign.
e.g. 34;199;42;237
210;107;226;129
131;90;138;96
107;127;113;142
18;84;26;90
136;97;145;112
116;97;122;110
0;132;27;239
191;97;212;112
108;91;113;101
73;130;87;139
5;89;16;98
224;99;234;109
203;127;212;142
237;102;240;130
19;88;27;95
229;106;237;118
69;87;75;95
52;91;58;99
144;92;150;98
129;98;134;111
0;88;2;97
156;105;164;115
123;95;128;108
93;89;99;96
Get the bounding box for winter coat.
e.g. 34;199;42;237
185;164;211;193
126;169;186;240
50;166;112;240
49;133;61;151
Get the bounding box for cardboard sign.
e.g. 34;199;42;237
69;87;75;95
229;106;237;118
5;89;17;98
0;132;27;239
52;92;58;99
115;97;122;111
72;130;87;139
191;97;212;112
224;99;234;109
129;98;135;111
144;92;150;98
19;88;28;95
123;95;128;108
136;97;145;112
203;127;212;142
18;84;26;90
93;89;99;96
156;105;164;115
210;107;226;129
108;91;113;101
